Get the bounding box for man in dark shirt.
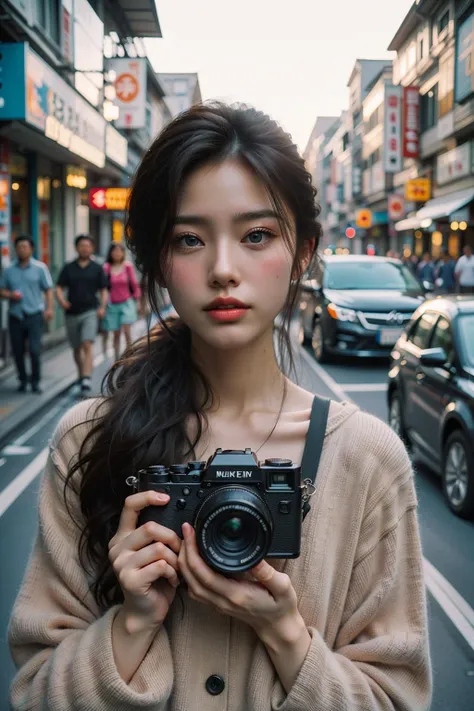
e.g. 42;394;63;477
56;235;108;394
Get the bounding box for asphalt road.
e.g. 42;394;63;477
0;342;473;709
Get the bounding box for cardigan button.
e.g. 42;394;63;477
205;674;225;695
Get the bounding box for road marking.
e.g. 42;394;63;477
299;347;350;401
299;343;474;652
2;445;34;456
0;447;48;518
342;383;388;392
13;402;65;446
0;458;6;468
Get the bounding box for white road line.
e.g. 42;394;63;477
2;445;34;456
0;457;6;468
299;344;474;652
13;402;64;446
0;447;48;518
342;383;388;392
299;347;351;402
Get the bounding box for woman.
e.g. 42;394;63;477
102;242;141;361
8;103;432;710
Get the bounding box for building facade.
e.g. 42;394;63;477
0;0;169;362
157;73;202;118
390;0;474;259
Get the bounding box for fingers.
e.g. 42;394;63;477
249;560;292;599
124;540;179;572
121;558;180;590
111;491;171;542
180;524;241;603
179;540;230;609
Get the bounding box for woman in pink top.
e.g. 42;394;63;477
102;242;141;361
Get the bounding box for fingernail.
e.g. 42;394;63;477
182;522;190;537
155;492;169;502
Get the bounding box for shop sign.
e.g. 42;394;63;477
89;187;131;211
405;178;431;202
383;85;402;173
105;125;128;168
388;194;405;220
66;165;87;189
455;12;474;103
437;142;471;185
109;58;147;130
0;43;106;168
402;87;420;159
356;209;372;228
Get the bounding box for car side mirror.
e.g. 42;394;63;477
419;347;448;367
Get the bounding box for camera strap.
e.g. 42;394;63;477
300;394;331;518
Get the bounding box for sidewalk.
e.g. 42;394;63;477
0;321;146;444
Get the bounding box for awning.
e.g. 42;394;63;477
116;0;162;38
395;216;422;232
415;187;474;222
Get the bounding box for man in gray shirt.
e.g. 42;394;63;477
0;236;53;393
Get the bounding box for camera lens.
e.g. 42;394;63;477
194;486;273;574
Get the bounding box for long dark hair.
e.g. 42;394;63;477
63;102;322;611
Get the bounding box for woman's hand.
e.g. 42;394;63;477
178;522;303;642
108;491;182;633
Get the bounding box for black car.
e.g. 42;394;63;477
299;255;426;362
387;296;474;519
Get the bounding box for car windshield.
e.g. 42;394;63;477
323;260;422;291
457;314;474;368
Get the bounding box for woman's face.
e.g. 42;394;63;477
112;246;125;263
166;158;297;351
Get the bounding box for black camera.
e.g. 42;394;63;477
126;449;308;574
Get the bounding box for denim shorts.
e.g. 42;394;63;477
102;298;137;331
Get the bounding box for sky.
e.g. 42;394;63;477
144;0;414;153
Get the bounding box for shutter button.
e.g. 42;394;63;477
205;674;225;695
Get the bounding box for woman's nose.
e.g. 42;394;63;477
208;242;241;288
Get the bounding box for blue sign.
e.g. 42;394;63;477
455;13;474;103
0;43;27;120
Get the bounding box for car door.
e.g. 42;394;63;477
413;315;456;462
402;311;439;430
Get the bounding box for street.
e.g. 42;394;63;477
0;338;473;709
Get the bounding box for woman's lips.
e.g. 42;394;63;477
205;306;249;322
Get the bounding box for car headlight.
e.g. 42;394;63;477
327;303;358;322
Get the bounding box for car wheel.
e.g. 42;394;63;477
312;321;329;363
442;430;474;519
388;391;409;444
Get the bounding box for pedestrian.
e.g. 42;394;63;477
102;242;141;361
8;103;432;711
55;235;108;395
416;251;435;285
0;235;53;393
455;244;474;294
435;250;456;293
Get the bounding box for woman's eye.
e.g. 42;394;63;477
243;229;274;246
176;234;203;248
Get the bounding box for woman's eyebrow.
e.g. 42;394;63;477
174;209;282;226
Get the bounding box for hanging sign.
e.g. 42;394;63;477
383;85;402;173
402;87;420;159
388;194;405;221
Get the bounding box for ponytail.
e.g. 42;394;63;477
64;317;212;611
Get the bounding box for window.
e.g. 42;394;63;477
36;0;60;45
439;54;454;117
457;315;474;368
408;312;438;349
430;316;454;362
323;261;422;291
342;132;350;152
438;10;450;36
420;84;438;131
419;38;425;60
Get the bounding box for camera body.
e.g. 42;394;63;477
128;448;304;574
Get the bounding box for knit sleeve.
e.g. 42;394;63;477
7;402;174;711
271;425;432;711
